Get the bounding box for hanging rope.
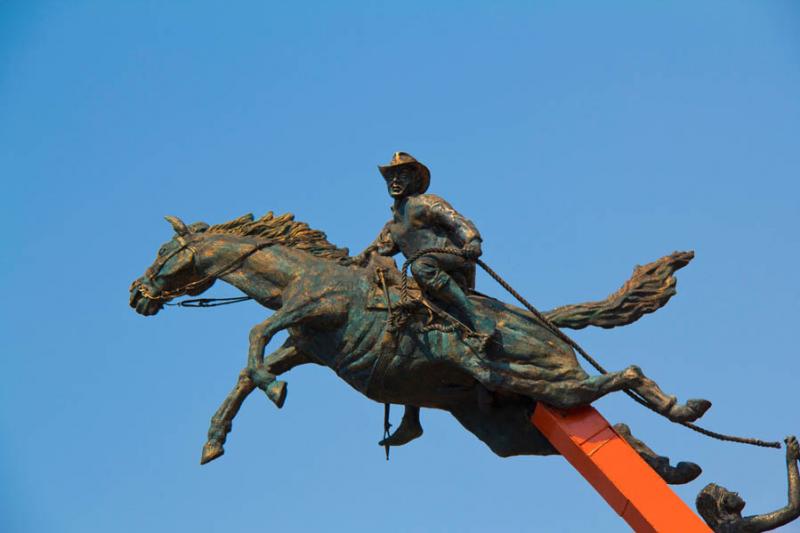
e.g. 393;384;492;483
399;247;781;450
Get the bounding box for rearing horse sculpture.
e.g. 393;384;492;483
129;212;710;481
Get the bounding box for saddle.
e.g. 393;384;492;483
364;255;478;336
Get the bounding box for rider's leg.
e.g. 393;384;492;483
379;405;424;447
411;255;495;336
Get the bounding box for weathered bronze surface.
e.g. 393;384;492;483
696;436;800;532
127;152;800;529
128;153;715;484
129;212;704;469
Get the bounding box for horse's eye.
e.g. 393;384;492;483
158;246;168;257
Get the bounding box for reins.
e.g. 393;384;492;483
399;247;781;450
166;296;253;307
141;238;270;304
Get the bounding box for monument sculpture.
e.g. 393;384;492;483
129;152;797;532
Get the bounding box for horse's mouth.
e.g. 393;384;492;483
129;282;165;316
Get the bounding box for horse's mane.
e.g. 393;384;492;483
206;212;349;261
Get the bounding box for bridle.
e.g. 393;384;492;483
135;234;271;302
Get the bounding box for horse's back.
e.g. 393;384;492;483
472;293;579;367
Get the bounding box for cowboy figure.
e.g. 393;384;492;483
348;152;496;447
351;151;496;345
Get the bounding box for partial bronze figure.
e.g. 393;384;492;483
696;436;800;532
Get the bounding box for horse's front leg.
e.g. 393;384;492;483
246;295;342;379
245;302;322;369
201;368;256;465
202;297;341;465
201;340;309;465
249;338;310;409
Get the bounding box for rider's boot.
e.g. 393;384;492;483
378;406;423;447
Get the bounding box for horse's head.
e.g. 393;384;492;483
129;215;216;316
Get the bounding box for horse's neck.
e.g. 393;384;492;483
197;236;296;308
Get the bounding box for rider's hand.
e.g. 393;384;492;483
340;253;368;267
463;239;483;259
786;435;800;462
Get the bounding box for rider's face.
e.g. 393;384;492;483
386;167;416;198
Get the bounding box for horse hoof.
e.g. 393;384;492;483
645;457;702;485
672;461;702;484
668;398;712;423
200;441;225;465
685;398;712;420
652;459;702;485
266;380;287;409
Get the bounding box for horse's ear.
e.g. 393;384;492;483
165;215;189;235
189;222;209;233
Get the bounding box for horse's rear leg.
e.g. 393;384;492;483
566;365;711;423
576;365;712;423
613;423;701;485
479;364;635;408
622;365;712;423
485;363;710;423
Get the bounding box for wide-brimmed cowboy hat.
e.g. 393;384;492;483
378;152;430;194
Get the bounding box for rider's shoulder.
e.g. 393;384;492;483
408;193;450;209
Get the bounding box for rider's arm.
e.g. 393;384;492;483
355;221;398;261
742;436;800;532
422;195;483;251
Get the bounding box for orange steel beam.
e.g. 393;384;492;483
532;403;711;533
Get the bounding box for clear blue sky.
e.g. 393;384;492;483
2;1;799;532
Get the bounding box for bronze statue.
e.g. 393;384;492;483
128;153;712;482
696;436;800;532
126;152;800;529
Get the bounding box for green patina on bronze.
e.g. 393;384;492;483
130;153;714;470
130;211;706;459
128;153;800;532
